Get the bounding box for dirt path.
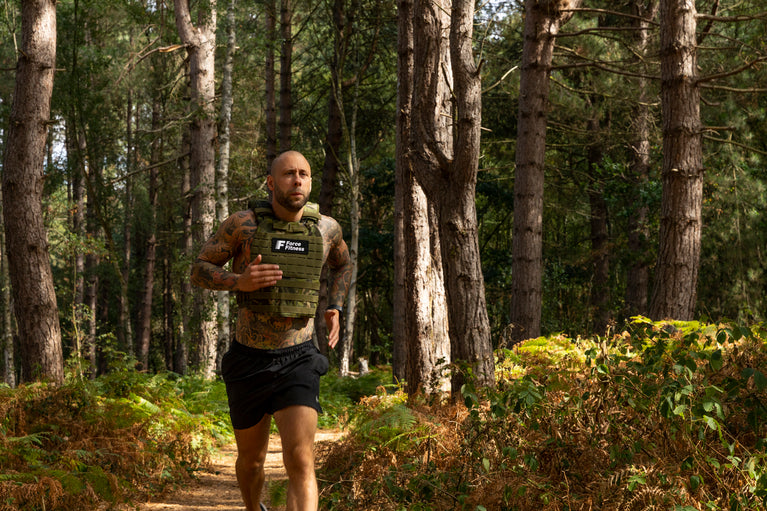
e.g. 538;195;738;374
136;430;343;511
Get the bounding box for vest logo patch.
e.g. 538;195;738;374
272;238;309;254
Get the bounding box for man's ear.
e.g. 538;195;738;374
266;174;274;192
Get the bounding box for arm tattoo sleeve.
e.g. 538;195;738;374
325;220;352;309
190;211;250;291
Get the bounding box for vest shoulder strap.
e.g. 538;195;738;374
247;199;321;224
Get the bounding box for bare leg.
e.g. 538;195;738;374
234;415;272;511
273;406;319;511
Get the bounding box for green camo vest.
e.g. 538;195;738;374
235;200;324;318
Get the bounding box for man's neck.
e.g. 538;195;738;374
271;200;303;223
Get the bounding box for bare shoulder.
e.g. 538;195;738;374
318;214;344;245
197;209;256;265
224;209;257;235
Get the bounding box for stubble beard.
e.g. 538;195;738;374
274;188;308;213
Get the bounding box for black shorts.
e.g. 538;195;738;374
221;340;329;430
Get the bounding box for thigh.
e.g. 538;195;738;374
273;406;318;463
234;413;272;464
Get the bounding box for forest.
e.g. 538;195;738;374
0;0;766;509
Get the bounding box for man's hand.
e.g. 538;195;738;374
324;308;341;349
235;254;283;292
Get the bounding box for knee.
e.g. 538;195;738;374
236;449;267;475
282;443;315;476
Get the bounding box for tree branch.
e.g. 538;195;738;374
697;56;767;84
704;135;767;156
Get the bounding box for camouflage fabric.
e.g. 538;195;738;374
236;200;324;318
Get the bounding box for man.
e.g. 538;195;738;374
191;150;351;511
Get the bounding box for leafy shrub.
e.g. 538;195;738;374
317;319;767;510
319;367;393;429
0;370;232;510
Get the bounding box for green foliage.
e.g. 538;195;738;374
0;370;232;510
318;320;767;510
319;367;393;429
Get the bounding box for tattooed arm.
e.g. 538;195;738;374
322;216;352;309
190;210;283;292
320;215;352;349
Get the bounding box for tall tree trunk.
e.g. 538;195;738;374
216;0;236;371
265;0;277;168
649;0;702;320
409;0;494;394
336;81;361;378
395;0;450;394
587;116;611;333
70;122;86;331
136;99;162;371
176;124;193;376
510;0;582;343
2;0;63;384
392;0;410;383
121;93;134;354
163;250;176;371
279;0;293;150
84;155;100;379
319;0;347;215
174;0;218;378
625;0;657;317
0;184;15;387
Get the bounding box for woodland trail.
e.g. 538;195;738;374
134;430;344;511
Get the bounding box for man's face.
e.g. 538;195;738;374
268;153;312;213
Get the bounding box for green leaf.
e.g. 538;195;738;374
709;349;723;371
482;458;491;473
689;474;703;491
754;370;767;390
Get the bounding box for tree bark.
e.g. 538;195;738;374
408;0;494;394
339;119;359;378
395;0;450;394
392;0;410;384
625;1;657;317
649;0;702;320
174;0;218;378
279;0;293;150
136;98;162;371
121;93;135;354
319;0;347;216
176;123;193;376
2;0;63;384
0;183;15;387
265;0;277;168
587;116;611;333
215;0;236;372
510;0;582;343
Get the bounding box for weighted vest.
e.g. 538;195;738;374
236;200;324;318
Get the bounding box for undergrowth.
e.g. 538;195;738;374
0;364;232;510
0;354;389;510
317;318;767;511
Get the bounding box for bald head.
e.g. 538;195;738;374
270;150;310;176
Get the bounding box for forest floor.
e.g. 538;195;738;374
133;429;345;511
